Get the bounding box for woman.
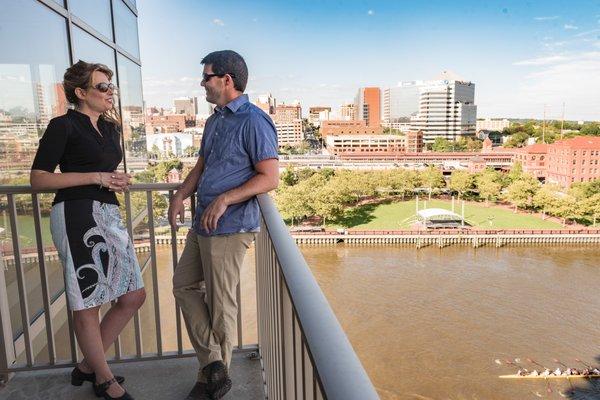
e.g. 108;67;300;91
30;61;145;400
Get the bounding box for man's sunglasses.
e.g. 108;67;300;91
92;82;117;93
202;73;236;82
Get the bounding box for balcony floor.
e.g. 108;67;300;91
0;351;264;400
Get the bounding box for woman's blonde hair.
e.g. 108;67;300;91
63;60;121;127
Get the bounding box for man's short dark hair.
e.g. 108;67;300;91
201;50;248;92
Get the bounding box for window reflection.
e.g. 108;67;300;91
114;0;140;58
69;0;113;40
0;1;69;174
72;26;116;72
117;54;147;164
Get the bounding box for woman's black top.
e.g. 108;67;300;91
31;109;123;205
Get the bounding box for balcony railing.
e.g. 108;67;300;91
0;184;379;399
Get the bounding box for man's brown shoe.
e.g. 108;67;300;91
202;361;232;399
185;382;210;400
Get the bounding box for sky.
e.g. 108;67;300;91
137;0;600;121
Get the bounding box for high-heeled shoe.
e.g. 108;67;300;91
71;366;125;397
94;377;134;400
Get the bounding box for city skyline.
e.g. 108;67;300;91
138;0;600;121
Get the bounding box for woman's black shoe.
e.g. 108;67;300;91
94;377;134;400
71;366;125;397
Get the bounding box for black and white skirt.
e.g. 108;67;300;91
50;199;144;311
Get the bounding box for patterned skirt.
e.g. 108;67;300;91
50;199;144;311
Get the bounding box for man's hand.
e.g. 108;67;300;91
168;194;185;231
201;195;229;234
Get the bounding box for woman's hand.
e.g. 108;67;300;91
99;171;132;192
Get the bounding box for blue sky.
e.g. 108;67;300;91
138;0;600;121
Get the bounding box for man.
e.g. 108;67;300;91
169;50;279;400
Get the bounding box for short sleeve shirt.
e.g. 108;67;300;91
193;94;279;236
31;109;123;205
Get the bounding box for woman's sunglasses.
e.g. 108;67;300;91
92;82;117;93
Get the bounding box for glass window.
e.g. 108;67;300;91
0;0;70;172
69;0;113;40
72;26;116;72
117;54;146;163
0;0;71;341
114;0;140;58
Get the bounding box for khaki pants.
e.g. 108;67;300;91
172;229;255;382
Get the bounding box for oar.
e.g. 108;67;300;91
527;358;552;394
553;358;568;369
575;358;593;369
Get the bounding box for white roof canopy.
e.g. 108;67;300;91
417;208;463;220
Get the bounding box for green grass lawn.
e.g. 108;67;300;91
329;199;564;230
0;213;52;248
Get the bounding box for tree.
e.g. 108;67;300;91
508;161;524;183
449;170;474;200
280;165;298;186
419;166;445;200
552;196;580;226
532;184;563;219
431;137;454;152
475;169;502;206
504;131;530;148
152;159;183;182
580;193;600;226
275;185;311;225
504;174;539;211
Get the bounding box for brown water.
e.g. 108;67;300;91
39;244;600;399
300;245;600;400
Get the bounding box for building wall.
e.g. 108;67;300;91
383;81;423;122
410;80;477;143
546;137;600;186
325;134;405;156
146;114;188;133
0;0;145;174
275;120;303;147
273;104;302;123
514;144;548;179
320;120;383;138
355;87;381;127
476;118;510;132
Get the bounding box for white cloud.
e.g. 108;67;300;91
534;16;559;21
367;10;374;16
513;51;600;119
513;55;570;66
212;18;225;26
564;24;579;30
573;29;600;38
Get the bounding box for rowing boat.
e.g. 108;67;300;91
500;374;600;379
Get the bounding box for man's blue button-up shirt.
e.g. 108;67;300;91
193;94;279;236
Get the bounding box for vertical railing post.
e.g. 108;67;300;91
0;252;15;384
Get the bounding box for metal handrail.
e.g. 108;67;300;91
257;193;379;400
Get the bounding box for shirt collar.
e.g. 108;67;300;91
216;94;248;114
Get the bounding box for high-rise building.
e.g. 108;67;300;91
340;103;356;121
273;104;302;124
174;97;198;116
354;87;381;127
0;0;146;172
476;118;510;132
308;106;331;126
255;93;276;115
410;71;477;143
275;120;303;147
382;81;424;123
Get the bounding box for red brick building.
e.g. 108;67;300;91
546;136;600;186
320;120;383;138
514;143;548;179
